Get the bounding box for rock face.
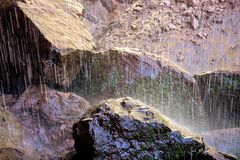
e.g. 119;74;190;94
8;85;92;159
0;109;25;149
194;71;240;130
73;97;205;160
69;48;204;131
0;108;40;160
95;0;240;74
72;97;236;160
202;128;240;159
0;0;95;94
0;148;34;160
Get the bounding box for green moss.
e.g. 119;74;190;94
68;51;203;131
165;145;185;160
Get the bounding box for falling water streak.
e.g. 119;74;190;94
1;82;6;110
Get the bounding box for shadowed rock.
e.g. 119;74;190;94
69;48;204;131
72;97;236;160
194;70;240;130
0;0;95;94
73;97;204;159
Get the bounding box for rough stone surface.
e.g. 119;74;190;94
8;85;92;159
95;0;240;74
0;0;95;93
197;148;237;160
73;97;205;160
0;108;41;159
0;148;34;160
194;71;240;130
202;128;240;159
68;48;204;131
72;97;236;160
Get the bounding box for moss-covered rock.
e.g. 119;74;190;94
69;48;204;131
73;97;205;160
194;71;240;130
72;97;236;160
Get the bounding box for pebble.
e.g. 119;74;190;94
131;24;137;30
168;23;177;30
162;0;171;7
191;15;199;30
186;0;199;7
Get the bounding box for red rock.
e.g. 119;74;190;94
8;85;92;158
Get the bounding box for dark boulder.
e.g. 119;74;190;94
73;97;206;160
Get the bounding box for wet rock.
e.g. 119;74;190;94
70;48;204;131
8;85;92;159
194;71;240;130
0;0;95;93
0;148;34;160
73;97;205;160
199;148;237;160
202;128;240;159
0;108;40;159
0;109;26;149
0;94;18;108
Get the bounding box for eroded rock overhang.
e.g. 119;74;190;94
0;0;95;94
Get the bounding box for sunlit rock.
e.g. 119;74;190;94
0;148;35;160
0;108;40;159
202;128;240;159
194;70;240;130
0;0;95;94
80;0;133;37
8;85;92;159
97;0;240;74
73;97;205;159
69;48;204;131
